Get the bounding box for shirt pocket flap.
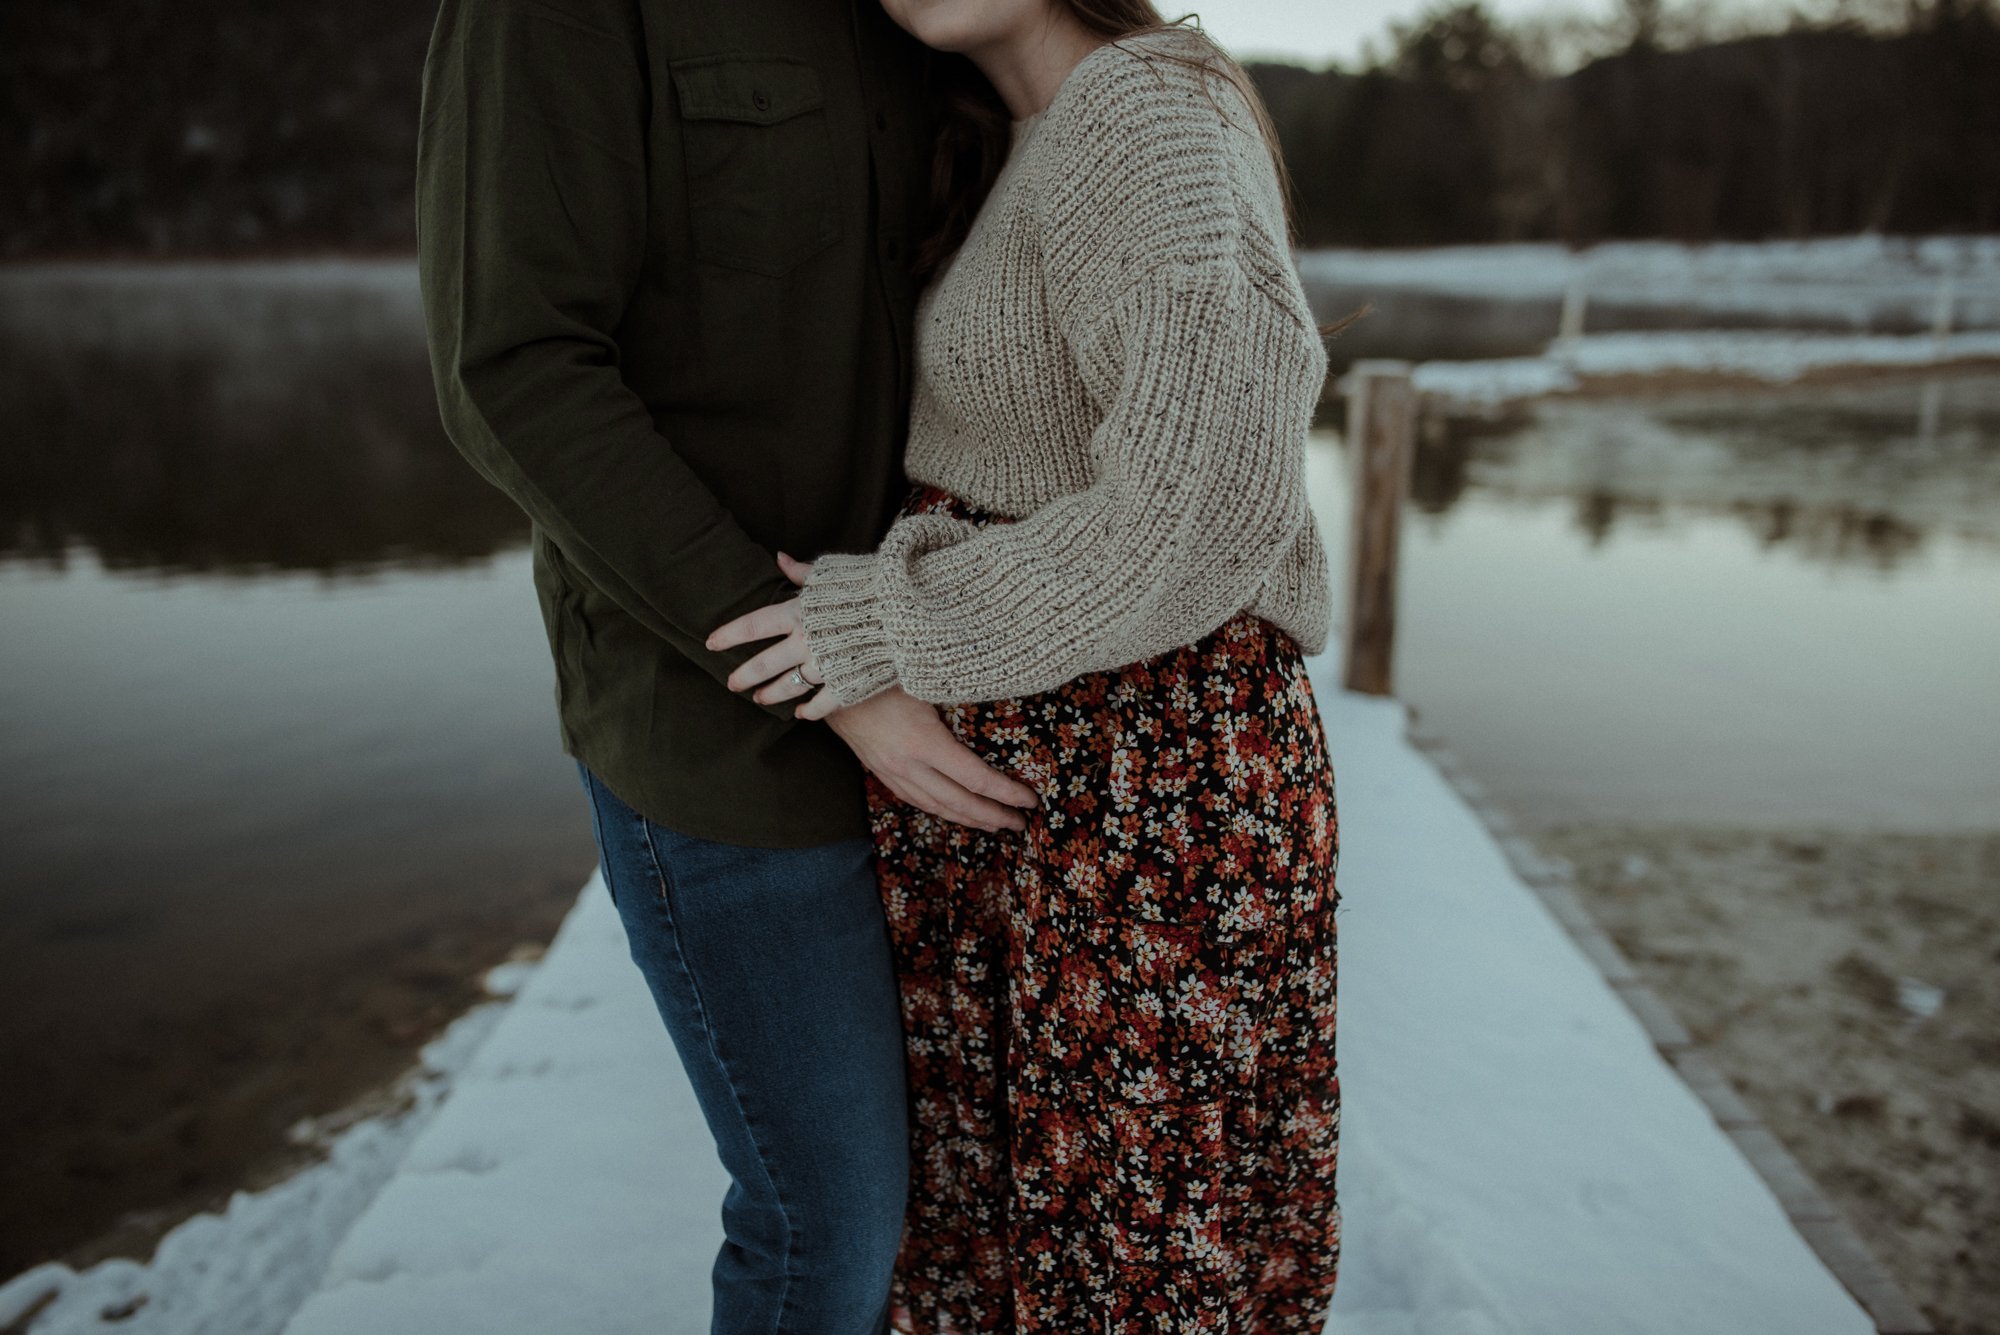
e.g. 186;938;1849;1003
671;55;824;126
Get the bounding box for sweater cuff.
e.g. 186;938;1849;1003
799;553;900;710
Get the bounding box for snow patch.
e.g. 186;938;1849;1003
1410;329;2000;405
1411;357;1580;404
1302;236;2000;329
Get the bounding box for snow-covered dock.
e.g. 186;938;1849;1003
1299;236;2000;332
1410;328;2000;408
274;664;1876;1335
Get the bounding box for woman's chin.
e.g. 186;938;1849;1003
880;0;1027;55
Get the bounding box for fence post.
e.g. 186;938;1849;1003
1931;275;1956;351
1343;360;1416;697
1558;277;1589;345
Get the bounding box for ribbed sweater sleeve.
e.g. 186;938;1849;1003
801;39;1329;709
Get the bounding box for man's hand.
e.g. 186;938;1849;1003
826;687;1040;834
708;552;827;711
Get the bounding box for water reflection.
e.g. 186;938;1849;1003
1304;371;2000;833
0;268;523;576
1394;377;2000;567
0;263;588;1274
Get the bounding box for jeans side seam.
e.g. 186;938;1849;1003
576;765;621;909
637;813;806;1335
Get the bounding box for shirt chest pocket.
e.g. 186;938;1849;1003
670;55;843;277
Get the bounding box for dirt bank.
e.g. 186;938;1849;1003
1;877;580;1279
1536;823;1999;1335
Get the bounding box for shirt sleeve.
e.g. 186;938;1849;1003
798;42;1328;709
415;0;799;721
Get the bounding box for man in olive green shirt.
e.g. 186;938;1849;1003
415;0;1035;1328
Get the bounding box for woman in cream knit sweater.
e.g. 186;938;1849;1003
712;3;1341;1331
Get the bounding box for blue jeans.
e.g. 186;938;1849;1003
575;760;910;1335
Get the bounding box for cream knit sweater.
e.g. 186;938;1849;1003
799;28;1333;709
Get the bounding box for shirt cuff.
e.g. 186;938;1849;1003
799;552;900;710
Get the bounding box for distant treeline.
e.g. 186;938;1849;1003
1254;0;2000;245
2;0;1995;259
0;0;435;258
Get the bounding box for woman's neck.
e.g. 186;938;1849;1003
966;14;1106;122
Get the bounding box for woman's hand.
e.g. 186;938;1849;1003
706;552;839;719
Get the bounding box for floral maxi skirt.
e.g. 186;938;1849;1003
868;484;1343;1335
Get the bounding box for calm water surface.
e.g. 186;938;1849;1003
1;262;1995;1266
1;265;594;1038
1304;376;2000;831
0;265;595;1268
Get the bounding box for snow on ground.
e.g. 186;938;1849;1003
282;871;724;1335
0;971;526;1335
1300;235;2000;330
268;668;1872;1335
1410;328;2000;406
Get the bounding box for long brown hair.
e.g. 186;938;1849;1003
913;4;1360;338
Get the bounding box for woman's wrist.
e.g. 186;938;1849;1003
799;553;900;709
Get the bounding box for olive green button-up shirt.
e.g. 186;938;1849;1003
416;0;935;845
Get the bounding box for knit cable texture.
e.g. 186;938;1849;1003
801;28;1333;709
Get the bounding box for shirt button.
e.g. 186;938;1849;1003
875;110;888;131
752;90;771;111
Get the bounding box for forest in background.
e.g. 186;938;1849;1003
1261;0;2000;245
2;0;1996;259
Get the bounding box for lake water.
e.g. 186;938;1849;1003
0;264;596;1271
0;267;595;1036
1;261;1996;1269
1301;377;2000;832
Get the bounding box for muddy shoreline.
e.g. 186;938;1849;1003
1537;822;2000;1335
0;876;582;1279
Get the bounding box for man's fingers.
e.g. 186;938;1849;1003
929;740;1040;810
776;551;814;587
731;632;807;694
877;773;935;821
706;603;795;653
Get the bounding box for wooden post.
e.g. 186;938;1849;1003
1343;361;1416;697
1931;275;1956;351
1558;277;1589;344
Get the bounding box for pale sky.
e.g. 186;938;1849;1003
1180;0;1605;67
